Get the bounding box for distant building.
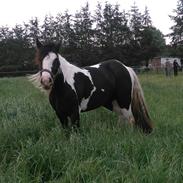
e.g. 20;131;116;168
149;57;181;72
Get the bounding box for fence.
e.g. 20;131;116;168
0;66;182;78
0;70;38;77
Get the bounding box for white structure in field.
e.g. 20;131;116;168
160;57;181;67
149;57;181;70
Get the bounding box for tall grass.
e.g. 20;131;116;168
0;74;183;182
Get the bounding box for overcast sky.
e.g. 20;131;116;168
0;0;178;40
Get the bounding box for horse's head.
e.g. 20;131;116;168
35;39;61;90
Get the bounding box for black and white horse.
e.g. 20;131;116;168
29;39;153;133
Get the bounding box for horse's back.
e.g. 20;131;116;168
87;59;132;90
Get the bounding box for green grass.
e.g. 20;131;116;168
0;73;183;183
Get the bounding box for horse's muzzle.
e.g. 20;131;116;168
40;77;53;90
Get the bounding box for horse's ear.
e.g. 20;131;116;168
36;38;43;49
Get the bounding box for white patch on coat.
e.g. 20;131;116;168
80;85;96;112
59;55;89;90
123;65;134;97
90;64;101;68
112;100;134;124
58;54;96;112
80;98;90;112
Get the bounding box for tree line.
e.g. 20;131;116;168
0;1;181;72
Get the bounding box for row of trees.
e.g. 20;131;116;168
0;1;179;71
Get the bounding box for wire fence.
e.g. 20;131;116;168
0;70;38;77
0;66;182;77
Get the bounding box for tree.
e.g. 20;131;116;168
169;0;183;45
56;11;75;48
127;3;144;65
169;0;183;59
93;2;131;62
73;3;93;49
142;6;152;28
130;2;143;41
0;26;13;41
27;17;40;46
140;27;166;66
0;1;167;71
41;15;58;42
73;3;94;65
93;2;103;48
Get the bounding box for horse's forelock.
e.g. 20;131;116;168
34;42;60;69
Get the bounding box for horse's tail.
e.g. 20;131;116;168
129;68;153;134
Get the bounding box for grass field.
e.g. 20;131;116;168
0;73;183;183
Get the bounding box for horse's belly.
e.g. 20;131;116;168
79;89;112;112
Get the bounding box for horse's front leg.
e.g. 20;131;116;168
55;111;68;129
55;111;75;138
70;109;80;131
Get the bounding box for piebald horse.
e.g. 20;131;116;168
29;39;153;133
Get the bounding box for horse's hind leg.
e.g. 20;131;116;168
112;100;135;127
120;106;135;125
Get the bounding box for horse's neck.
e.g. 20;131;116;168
58;55;82;72
58;54;83;84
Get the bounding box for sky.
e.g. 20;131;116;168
0;0;178;42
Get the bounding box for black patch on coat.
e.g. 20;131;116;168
74;72;94;105
51;57;60;75
49;73;79;119
84;60;132;111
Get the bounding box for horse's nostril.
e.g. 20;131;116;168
40;78;43;84
49;78;52;83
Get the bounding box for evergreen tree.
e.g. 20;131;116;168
170;0;183;45
128;3;144;65
93;2;104;48
102;2;115;48
113;6;130;47
73;3;94;65
41;15;57;42
142;6;152;28
55;11;75;48
130;2;143;41
0;26;13;41
93;2;130;61
27;17;40;45
73;2;93;49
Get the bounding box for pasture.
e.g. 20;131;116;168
0;73;183;182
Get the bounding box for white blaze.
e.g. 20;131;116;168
41;52;57;80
